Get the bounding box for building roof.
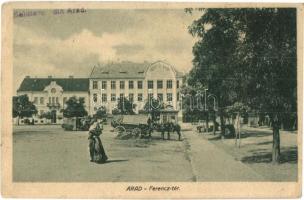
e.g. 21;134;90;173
90;61;184;79
17;77;89;92
90;61;150;79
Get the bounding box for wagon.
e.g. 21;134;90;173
111;114;150;137
62;116;92;131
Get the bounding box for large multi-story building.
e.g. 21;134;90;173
89;61;183;115
16;76;90;124
16;61;183;124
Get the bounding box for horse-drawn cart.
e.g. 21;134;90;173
111;114;150;137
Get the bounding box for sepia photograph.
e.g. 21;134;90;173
2;2;302;198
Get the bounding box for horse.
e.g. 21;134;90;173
161;122;181;141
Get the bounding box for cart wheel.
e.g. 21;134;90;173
115;126;126;134
132;128;141;137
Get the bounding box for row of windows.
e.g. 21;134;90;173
92;80;180;90
33;97;59;105
33;97;45;104
33;97;85;105
93;80;139;90
93;93;177;103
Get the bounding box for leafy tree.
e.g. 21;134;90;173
144;97;164;122
117;97;136;115
62;96;88;118
13;94;37;125
187;8;296;163
180;84;205;123
94;106;107;119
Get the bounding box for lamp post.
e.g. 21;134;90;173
148;89;153;110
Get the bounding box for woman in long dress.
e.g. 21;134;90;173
88;119;108;163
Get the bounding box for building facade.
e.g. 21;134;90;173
89;61;183;115
16;76;90;124
15;61;183;124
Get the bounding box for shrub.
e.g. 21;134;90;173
112;108;121;115
62;124;74;131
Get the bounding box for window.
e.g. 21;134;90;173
51;88;56;93
167;80;172;89
34;97;38;104
148;80;153;89
49;97;51;103
137;81;143;89
111;81;116;89
157;93;163;101
56;97;59;104
119;93;124;100
167;93;173;101
177;92;180;101
120;81;125;89
40;97;44;104
157;80;163;89
137;93;143;101
177;80;180;88
93;93;97;102
102;94;107;102
52;97;55;104
102;81;107;89
111;94;116;101
148;93;153;100
129;81;134;89
129;93;134;102
93;81;98;89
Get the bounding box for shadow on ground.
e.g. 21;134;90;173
94;159;129;164
207;130;273;141
241;147;298;164
240;131;273;139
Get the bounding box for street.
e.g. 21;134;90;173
13;125;297;182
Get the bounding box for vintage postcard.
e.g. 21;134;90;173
1;2;303;198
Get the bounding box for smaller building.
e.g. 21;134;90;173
16;76;90;124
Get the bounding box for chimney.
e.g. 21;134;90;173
69;75;74;79
48;75;52;79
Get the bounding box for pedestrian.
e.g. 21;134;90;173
165;122;171;140
88;118;108;163
160;123;165;140
147;116;153;138
174;123;181;141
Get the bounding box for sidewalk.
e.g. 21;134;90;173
183;130;265;181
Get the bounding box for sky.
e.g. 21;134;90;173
13;9;202;92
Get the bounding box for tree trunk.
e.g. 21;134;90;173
206;111;209;132
272;116;281;164
219;109;225;139
213;111;216;135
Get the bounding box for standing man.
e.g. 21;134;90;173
147;116;153;138
174;122;181;141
